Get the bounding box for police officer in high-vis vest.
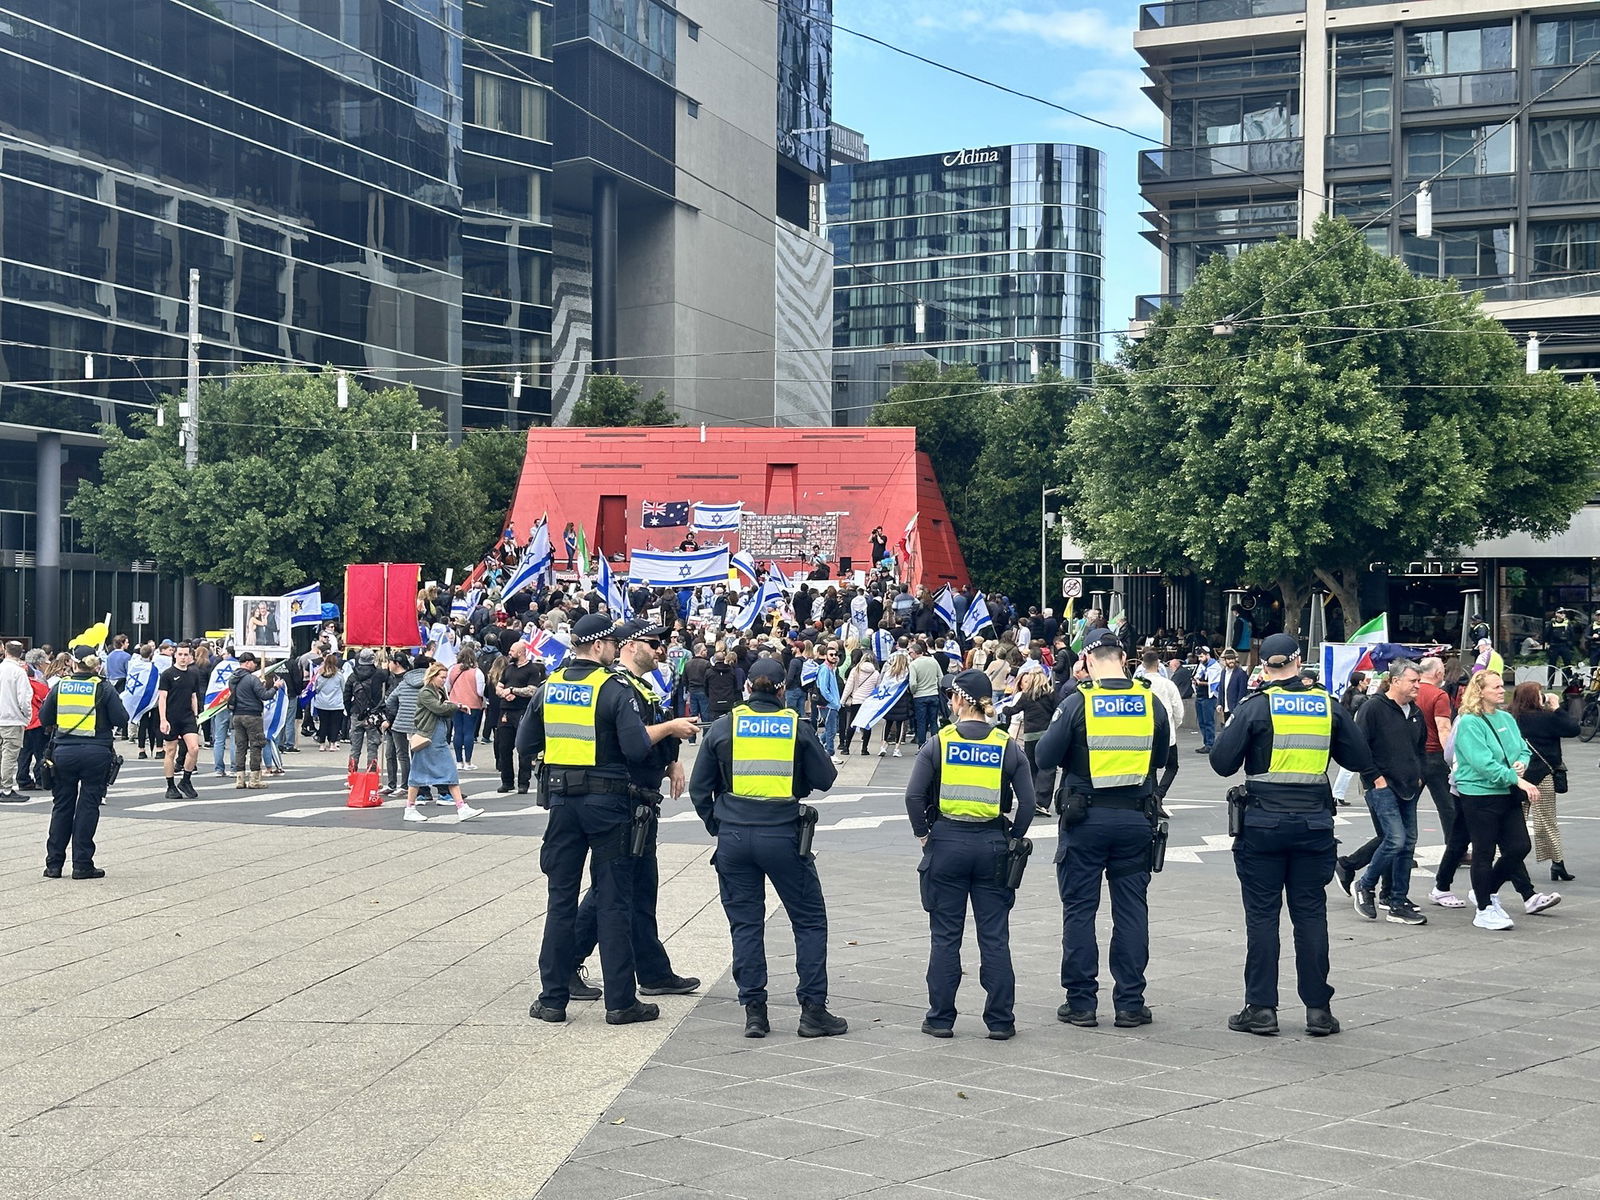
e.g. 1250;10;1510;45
905;669;1036;1040
39;646;129;879
689;657;846;1039
520;613;691;1025
1035;631;1170;1030
1209;633;1372;1037
569;621;701;1002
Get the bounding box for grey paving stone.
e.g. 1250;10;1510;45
788;1097;941;1137
795;1133;980;1182
1221;1138;1395;1182
596;1096;755;1137
695;1156;880;1200
576;1136;768;1186
1289;1117;1469;1160
1426;1141;1600;1184
1009;1137;1190;1182
915;1159;1106;1200
689;1115;865;1159
1360;1160;1547;1200
1141;1158;1334;1199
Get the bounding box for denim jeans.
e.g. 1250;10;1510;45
1358;786;1419;902
913;696;940;745
688;689;710;722
452;708;477;764
785;687;805;714
822;706;840;756
211;710;233;774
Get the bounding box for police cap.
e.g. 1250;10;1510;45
571;613;623;645
1082;628;1123;654
950;669;993;705
1259;632;1301;666
614;620;667;644
748;659;786;686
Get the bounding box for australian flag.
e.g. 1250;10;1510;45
641;500;689;528
524;628;568;669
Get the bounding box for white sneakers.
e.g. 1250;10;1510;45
1525;892;1562;915
892;747;903;757
831;755;845;766
456;804;484;822
1473;902;1514;930
877;747;887;757
403;806;428;823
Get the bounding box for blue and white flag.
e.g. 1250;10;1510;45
644;665;674;703
502;521;553;599
871;628;896;664
264;683;289;742
768;561;791;592
932;585;957;632
800;658;820;687
205;657;238;711
691;501;743;532
524;628;568;669
283;583;322;628
124;655;161;724
852;670;908;730
961;591;994;640
731;549;760;585
450;587;482;620
732;580;783;632
628;545;730;587
598;557;632;618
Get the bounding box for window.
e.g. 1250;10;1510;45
1401;226;1512;281
1531;221;1600;274
1534;17;1600;67
1170;92;1299;147
1531;118;1600;172
1405;24;1513;76
1403;126;1511;177
685;97;699;118
1334;31;1393;72
468;73;546;140
1331;181;1391;221
1334;76;1391;134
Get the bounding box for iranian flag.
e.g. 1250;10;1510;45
574;524;591;577
1349;613;1388;645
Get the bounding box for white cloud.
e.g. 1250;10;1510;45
1051;67;1162;139
905;4;1136;58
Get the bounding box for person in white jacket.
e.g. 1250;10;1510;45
839;648;881;757
0;641;34;799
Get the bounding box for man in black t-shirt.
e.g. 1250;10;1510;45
494;641;542;794
157;643;202;799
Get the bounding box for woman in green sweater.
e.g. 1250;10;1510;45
1452;671;1542;931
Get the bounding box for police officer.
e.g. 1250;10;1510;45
39;646;130;879
905;670;1036;1040
689;658;847;1039
569;620;701;1002
1035;631;1169;1029
520;613;684;1025
1209;632;1373;1037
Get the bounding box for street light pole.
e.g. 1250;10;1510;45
1041;486;1062;613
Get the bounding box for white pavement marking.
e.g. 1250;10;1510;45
128;789;344;812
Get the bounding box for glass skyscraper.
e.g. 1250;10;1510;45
827;142;1105;412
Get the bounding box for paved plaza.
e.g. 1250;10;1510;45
1;729;1597;1199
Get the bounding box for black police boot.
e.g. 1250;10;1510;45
164;780;182;800
744;1002;770;1038
798;1002;847;1038
1305;1007;1341;1037
640;973;701;996
529;1002;567;1024
567;967;601;1001
1228;1005;1279;1036
1114;1006;1153;1028
606;1001;661;1026
71;867;106;880
920;1020;953;1039
1057;1004;1097;1028
42;865;62;879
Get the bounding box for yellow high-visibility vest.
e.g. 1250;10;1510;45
730;704;798;799
1081;682;1155;789
1248;686;1332;785
936;725;1007;821
55;676;102;738
543;666;611;767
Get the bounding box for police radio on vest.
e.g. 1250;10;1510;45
736;715;794;738
1091;695;1147;717
1271;694;1329;716
547;683;594;706
947;742;1003;767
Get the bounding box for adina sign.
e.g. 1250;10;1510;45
942;147;1002;166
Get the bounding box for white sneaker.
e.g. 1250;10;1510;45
403;806;428;823
1429;887;1466;908
878;747;887;757
1472;904;1514;930
1525;892;1561;915
831;755;845;766
455;804;484;822
892;747;902;757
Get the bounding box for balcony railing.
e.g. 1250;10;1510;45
1427;173;1516;212
1517;272;1600;300
1328;0;1388;7
1139;0;1302;29
1326;132;1389;168
1138;139;1304;185
1135;294;1181;321
1402;71;1517;111
1532;63;1600;104
1530;168;1600;206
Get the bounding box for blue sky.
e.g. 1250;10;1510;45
832;1;1161;350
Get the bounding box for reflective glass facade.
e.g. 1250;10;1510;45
827;144;1104;385
777;0;831;180
0;0;472;429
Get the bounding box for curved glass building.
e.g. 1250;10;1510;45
827;142;1105;417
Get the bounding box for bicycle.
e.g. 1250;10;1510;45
1579;674;1600;743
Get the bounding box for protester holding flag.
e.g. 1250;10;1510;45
562;522;578;570
205;649;238;779
867;650;913;757
840;649;880;757
129;644;161;759
230;652;277;790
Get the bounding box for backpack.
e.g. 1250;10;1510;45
348;672;380;718
1171;665;1195;700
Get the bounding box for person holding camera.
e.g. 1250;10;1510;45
1510;682;1578;885
39;646;129;879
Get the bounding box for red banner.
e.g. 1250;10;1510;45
343;563;420;647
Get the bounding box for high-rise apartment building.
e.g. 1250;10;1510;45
827;143;1106;424
1130;0;1600;646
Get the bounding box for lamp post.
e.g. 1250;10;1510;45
1041;486;1062;612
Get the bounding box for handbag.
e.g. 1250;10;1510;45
1528;743;1567;794
408;730;431;752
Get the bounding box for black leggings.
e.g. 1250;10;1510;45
316;708;344;745
1460;790;1533;910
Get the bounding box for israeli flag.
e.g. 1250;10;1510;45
264;684;289;742
731;549;760;585
598;557;632;618
768;561;791;592
691;501;743;532
871;628;896;664
124;656;161;724
628;545;730;587
852;670;908;730
961;590;995;640
205;657;238;710
283;582;323;628
732;579;783;631
450;587;482;619
932;585;957;631
800;658;820;687
645;666;674;702
502;521;554;599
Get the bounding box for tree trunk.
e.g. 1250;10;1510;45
1314;566;1362;637
1277;575;1307;638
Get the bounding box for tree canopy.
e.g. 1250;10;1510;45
1063;215;1600;631
71;367;501;596
569;373;680;426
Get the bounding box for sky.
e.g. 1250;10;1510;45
831;0;1162;353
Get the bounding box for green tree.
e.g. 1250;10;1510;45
457;428;526;555
869;360;990;500
1065;216;1600;632
71;367;486;595
568;373;682;426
